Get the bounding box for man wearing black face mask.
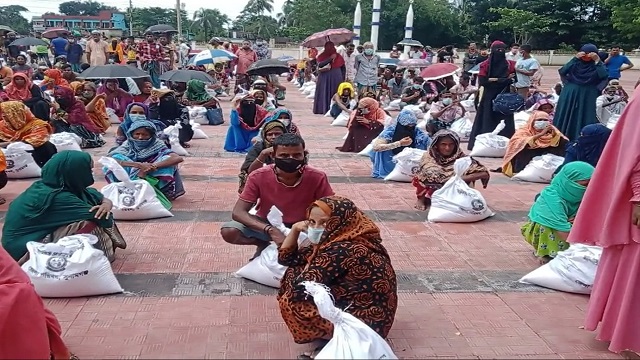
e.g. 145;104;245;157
221;134;334;259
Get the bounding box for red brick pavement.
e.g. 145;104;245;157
1;67;632;358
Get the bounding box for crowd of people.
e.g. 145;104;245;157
0;28;638;359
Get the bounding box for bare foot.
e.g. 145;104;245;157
181;142;191;148
414;197;429;211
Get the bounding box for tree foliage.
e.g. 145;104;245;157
0;5;30;34
487;8;551;45
129;7;189;35
607;0;640;41
192;8;230;41
58;1;117;16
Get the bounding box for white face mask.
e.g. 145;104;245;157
307;226;325;244
280;118;290;127
533;120;548;130
442;98;452;106
360;108;370;115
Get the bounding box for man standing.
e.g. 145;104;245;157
604;46;634;80
253;37;272;61
4;32;21;62
50;33;69;60
178;38;191;68
234;40;257;92
137;32;165;88
513;44;539;99
66;36;84;72
505;43;521;62
339;43;357;83
463;43;478;73
354;41;380;95
86;31;109;67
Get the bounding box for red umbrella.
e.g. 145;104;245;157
301;28;355;48
42;28;70;39
420;63;460;80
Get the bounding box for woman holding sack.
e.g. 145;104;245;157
313;41;346;115
278;196;398;358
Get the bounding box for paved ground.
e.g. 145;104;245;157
3;67;636;359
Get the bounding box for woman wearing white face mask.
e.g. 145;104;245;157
277;195;398;358
428;91;465;136
499;111;568;177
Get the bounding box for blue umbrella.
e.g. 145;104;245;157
278;55;295;62
468;64;480;74
380;58;400;66
189;49;237;66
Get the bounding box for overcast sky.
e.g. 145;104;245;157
14;0;288;23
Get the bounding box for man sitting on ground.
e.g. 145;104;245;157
220;133;334;259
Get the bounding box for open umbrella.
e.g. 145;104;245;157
380;58;400;67
159;70;214;83
397;39;423;47
398;58;430;68
79;65;150;79
10;37;49;47
42;28;70;39
0;26;15;36
468;64;481;75
420;63;460;80
246;59;289;77
188;49;236;66
145;24;177;34
277;55;295;62
301;28;355;48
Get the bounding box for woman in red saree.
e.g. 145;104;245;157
312;41;345;115
0;246;73;359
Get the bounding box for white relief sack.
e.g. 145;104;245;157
49;132;82;152
512;154;565;184
384;148;426;183
428;157;494;223
450;116;473;141
106;107;120;124
188;106;208;125
514;111;529;130
189;121;209;139
2;142;41;179
469;120;509;158
331;111;350;127
99;157;173;220
163;123;189;156
22;234;123;298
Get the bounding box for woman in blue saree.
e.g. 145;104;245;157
105;120;186;201
224;93;269;153
116;102;167;146
370;109;431;179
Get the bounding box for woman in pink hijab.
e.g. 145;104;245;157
568;90;640;355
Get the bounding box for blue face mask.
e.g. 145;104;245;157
129;114;147;122
364;48;374;56
307;226;325;244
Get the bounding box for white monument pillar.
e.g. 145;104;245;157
353;1;362;46
371;0;381;49
403;0;414;54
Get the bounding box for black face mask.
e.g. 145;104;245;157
255;98;265;105
274;157;305;173
56;98;69;109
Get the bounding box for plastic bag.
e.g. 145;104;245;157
469;120;509;158
236;206;309;288
21;234;123;298
301;281;398;360
2;142;41;179
460;99;475;112
331;112;349;127
49;132;82;152
450;116;473;141
188;106;208;125
306;91;315;99
99;157;173;220
106;107;120;124
512;154;564;183
163;123;189;156
189;121;209;139
514;111;529;129
384;148;426;183
303;85;316;96
519;244;602;294
428;157;494;223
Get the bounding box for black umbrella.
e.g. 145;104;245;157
246;59;289;77
159;70;214;83
10;37;49;47
145;24;178;34
78;65;150;79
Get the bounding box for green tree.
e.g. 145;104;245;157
0;5;30;34
607;0;640;41
58;1;117;16
129;7;190;36
192;8;230;42
487;7;552;45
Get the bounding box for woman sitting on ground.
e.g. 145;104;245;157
0;101;57;168
532;98;555;119
330;82;356;119
412;130;490;210
51;87;106;148
338;97;388;153
371;109;431;179
2;151;127;263
41;68;69;91
224;93;269;153
522;161;594;262
278;196;398;358
238;120;288;193
250;88;276;112
98;78;134;120
70;80;85;97
500;111;568;177
133;81;153;104
5;73;51;121
0;246;74;359
251;108;301;145
148;88;193;148
106;119;185;201
117;102;167;146
80;82;111;134
555;123;611;175
184;79;223;125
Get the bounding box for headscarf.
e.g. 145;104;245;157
316;41;345;68
235;93;268;130
379;109;431;155
268;108;299;134
5;73;32;101
70;81;85;95
156;90;183;121
485;41;509;78
337;82;355;99
260;120;286;148
109;119;171;162
532;98;555;113
529;161;594;232
54;86;100;133
0;101;52;145
250;89;269;106
561;44;603;86
119;102;150;134
44;68;69;88
502;111;566;169
414;129;488;185
563;123;611;170
185;79;212;102
348;97;386;128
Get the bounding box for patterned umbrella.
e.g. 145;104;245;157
188;49;236;66
419;63;460;80
42;28;70;39
301;28;355;48
397;58;430;68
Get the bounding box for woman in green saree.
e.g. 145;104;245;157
1;151;127;263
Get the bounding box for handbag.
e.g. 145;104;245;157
206;107;224;125
492;86;524;115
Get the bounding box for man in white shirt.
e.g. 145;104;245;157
339;43;357;83
513;44;539;99
178;39;190;68
596;85;627;127
505;43;521;62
